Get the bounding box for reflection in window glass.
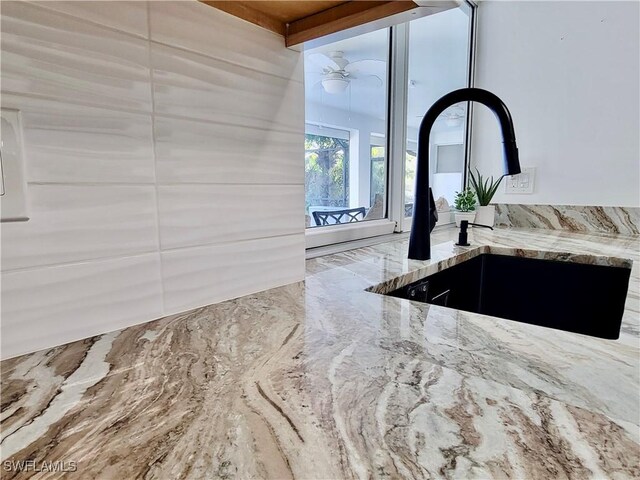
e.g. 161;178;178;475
304;29;389;228
405;8;472;217
436;144;464;173
405;148;417;216
370;144;385;206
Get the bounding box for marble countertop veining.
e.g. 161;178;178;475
1;227;639;479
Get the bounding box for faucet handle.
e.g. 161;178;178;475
456;220;493;247
467;222;494;230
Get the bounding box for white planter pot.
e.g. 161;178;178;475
455;211;476;227
474;205;496;227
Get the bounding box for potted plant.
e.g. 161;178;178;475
453;188;476;227
468;168;504;227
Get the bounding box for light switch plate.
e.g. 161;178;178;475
1;108;29;222
505;167;535;194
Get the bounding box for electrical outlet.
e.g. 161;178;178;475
505;167;535;194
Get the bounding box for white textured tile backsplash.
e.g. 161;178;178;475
151;43;303;132
1;94;156;184
1;1;153;112
154;116;303;185
1;185;159;270
161;234;305;315
1;253;164;357
158;184;303;249
148;0;302;78
30;1;150;39
0;1;305;359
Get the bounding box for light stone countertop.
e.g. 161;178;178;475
1;226;639;479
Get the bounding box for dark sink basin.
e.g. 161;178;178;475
386;253;631;339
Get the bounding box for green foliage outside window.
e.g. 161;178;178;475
305;134;349;212
405;149;417;202
370;145;386;206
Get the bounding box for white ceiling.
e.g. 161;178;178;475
304;28;389;121
303;8;471;130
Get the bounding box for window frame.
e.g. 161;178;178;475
304;2;477;249
401;1;477;232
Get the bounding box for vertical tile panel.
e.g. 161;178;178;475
1;94;155;184
154;116;303;185
28;1;149;38
0;2;152;111
157;184;304;249
0;185;159;271
0;253;164;359
151;44;303;132
149;0;302;79
161;234;305;314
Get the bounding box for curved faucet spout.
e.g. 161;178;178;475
408;88;521;260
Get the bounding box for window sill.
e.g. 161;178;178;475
401;210;455;231
305;219;396;249
306;222;458;259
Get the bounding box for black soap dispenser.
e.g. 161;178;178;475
456;220;471;246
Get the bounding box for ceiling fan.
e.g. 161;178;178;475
440;104;466;127
307;51;385;94
415;103;467;127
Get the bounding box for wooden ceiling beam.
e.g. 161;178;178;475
202;1;423;47
285;1;419;47
201;1;287;36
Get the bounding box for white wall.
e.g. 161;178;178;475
0;1;305;359
472;1;640;207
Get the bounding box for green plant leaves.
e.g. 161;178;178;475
453;188;476;212
468;167;504;206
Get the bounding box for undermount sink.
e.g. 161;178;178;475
380;252;632;340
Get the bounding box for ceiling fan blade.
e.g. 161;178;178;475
440;105;467;118
355;74;383;88
344;59;386;75
307;52;340;71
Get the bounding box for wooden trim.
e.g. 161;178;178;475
201;1;286;36
285;1;418;47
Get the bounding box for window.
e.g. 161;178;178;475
304;3;475;247
304;29;390;232
404;7;474;222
